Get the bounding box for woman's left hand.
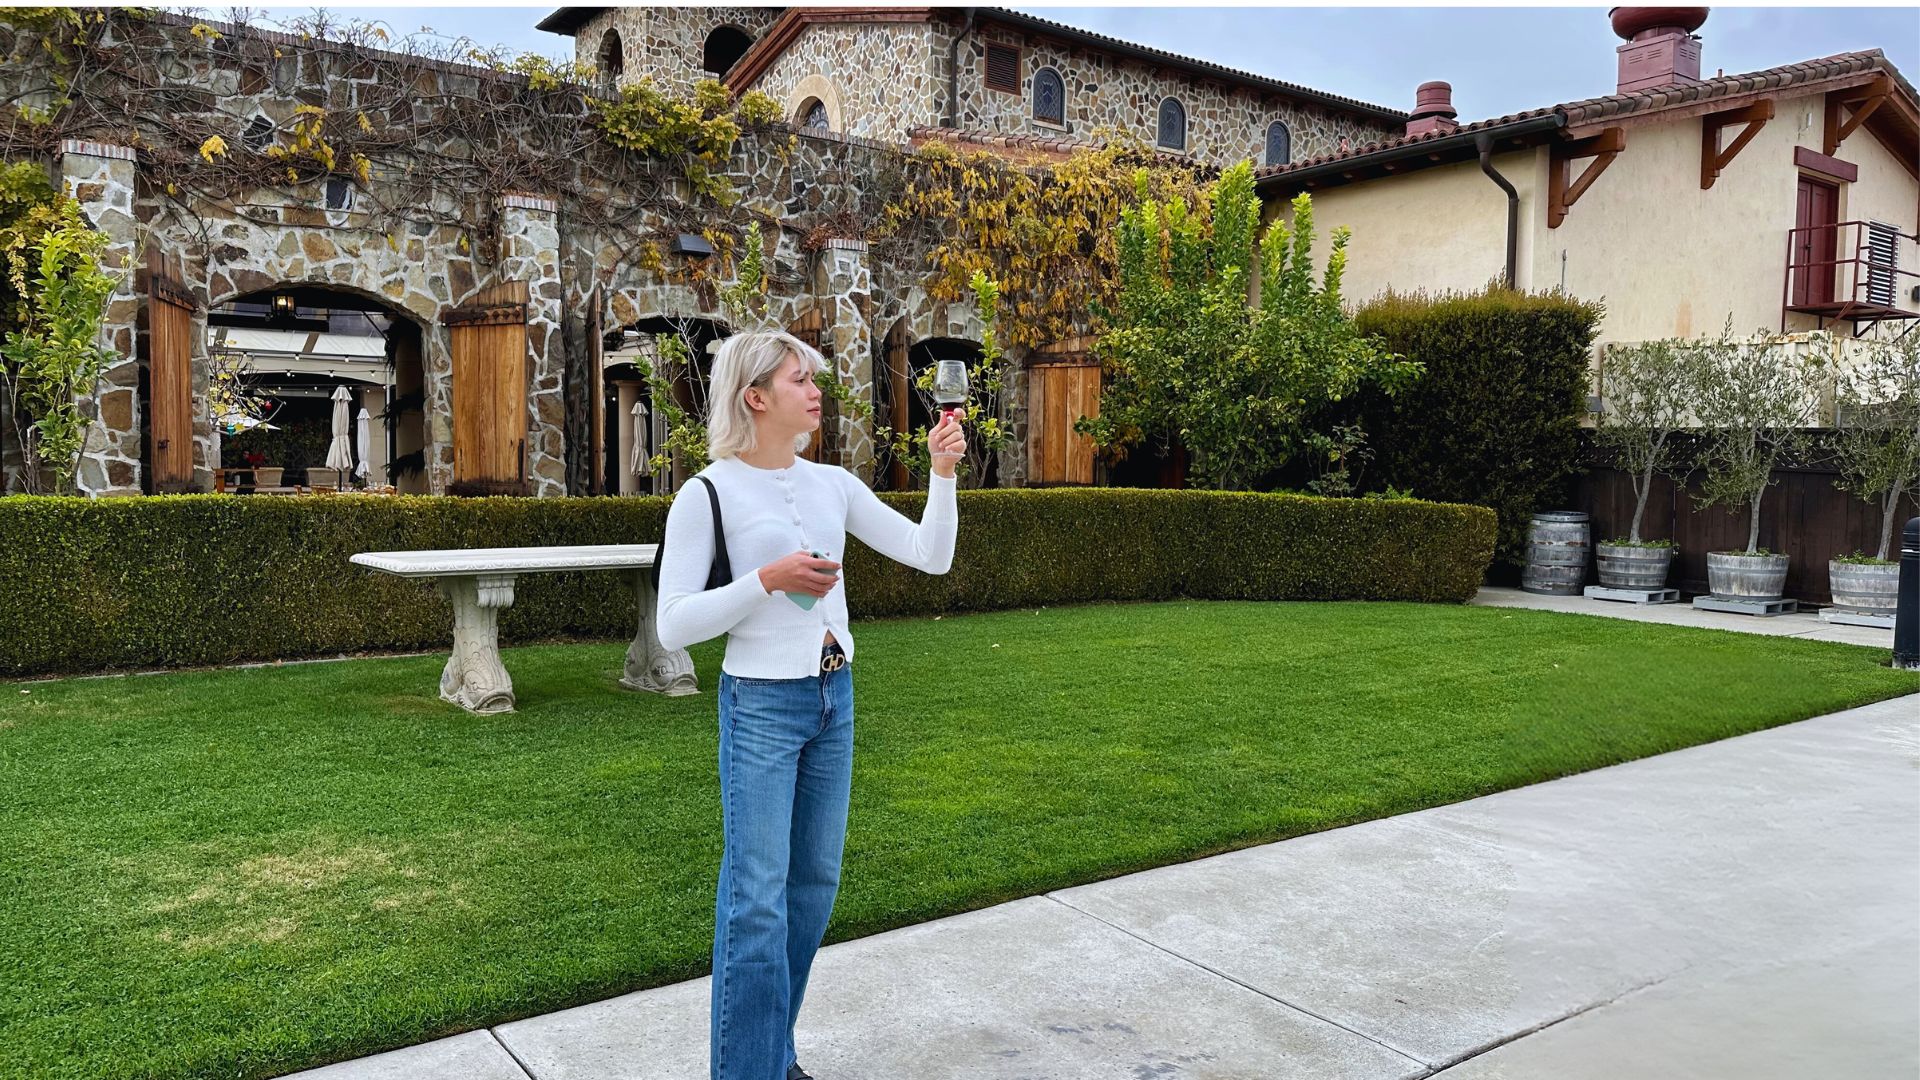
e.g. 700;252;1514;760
929;413;966;478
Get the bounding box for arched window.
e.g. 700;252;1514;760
1032;66;1065;125
703;25;754;76
1156;97;1186;151
597;30;624;90
799;98;830;132
242;115;274;153
1265;120;1291;167
324;176;354;211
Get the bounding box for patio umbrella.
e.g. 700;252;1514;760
324;386;354;479
629;400;649;477
354;407;371;480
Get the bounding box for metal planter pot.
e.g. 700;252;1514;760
1828;560;1899;614
1596;543;1673;589
1706;552;1790;601
1521;511;1590;595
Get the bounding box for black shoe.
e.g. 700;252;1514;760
786;1064;814;1080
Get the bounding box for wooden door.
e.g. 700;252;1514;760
1794;176;1838;307
884;321;911;491
146;255;196;492
1027;361;1101;485
446;281;529;495
788;308;826;462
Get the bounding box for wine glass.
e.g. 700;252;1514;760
932;360;968;425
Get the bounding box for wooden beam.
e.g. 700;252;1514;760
1701;99;1774;189
1824;75;1891;155
1549;127;1625;229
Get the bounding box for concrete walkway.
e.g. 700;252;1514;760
1469;584;1895;649
284;687;1919;1080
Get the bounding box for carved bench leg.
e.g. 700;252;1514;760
620;569;700;696
436;574;517;714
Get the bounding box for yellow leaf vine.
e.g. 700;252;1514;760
877;130;1208;351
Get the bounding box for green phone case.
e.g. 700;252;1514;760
788;550;836;610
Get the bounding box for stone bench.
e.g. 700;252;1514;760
350;544;695;714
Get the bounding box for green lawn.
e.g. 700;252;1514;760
1;600;1912;1080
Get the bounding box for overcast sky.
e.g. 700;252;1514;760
220;5;1920;120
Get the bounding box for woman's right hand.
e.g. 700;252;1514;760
757;551;842;598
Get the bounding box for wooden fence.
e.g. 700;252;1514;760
1573;463;1917;605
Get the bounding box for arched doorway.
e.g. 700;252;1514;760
604;315;729;494
907;336;993;487
205;284;426;493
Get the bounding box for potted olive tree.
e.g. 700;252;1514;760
1592;336;1691;590
1687;327;1830;603
1829;331;1920;613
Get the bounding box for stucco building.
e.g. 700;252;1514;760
1256;8;1919;352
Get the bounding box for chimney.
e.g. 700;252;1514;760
1611;7;1708;94
1406;81;1459;138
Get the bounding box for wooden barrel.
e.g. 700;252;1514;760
1829;560;1899;614
1521;511;1590;595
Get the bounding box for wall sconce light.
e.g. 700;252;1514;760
272;292;296;318
669;233;714;258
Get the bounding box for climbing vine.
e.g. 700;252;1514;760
876;131;1207;351
0;175;117;495
0;8;784;278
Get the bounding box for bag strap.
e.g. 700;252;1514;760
649;474;733;592
695;475;733;589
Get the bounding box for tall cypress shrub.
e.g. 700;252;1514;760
1345;287;1603;568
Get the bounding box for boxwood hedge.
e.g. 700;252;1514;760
0;489;1495;676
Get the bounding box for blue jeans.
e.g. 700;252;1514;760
711;664;854;1080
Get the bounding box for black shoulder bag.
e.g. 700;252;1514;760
650;476;733;592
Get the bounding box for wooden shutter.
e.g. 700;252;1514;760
984;43;1020;94
787;308;826;463
1028;359;1101;485
446;281;529;495
885;321;911;491
146;253;196;492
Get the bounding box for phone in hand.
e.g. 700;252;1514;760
788;549;838;610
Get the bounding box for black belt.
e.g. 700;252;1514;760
820;640;847;673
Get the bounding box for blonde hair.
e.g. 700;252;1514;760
706;330;826;462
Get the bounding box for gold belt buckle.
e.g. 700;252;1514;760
821;648;846;672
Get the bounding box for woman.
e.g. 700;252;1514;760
654;330;965;1080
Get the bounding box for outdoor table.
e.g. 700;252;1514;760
349;544;697;714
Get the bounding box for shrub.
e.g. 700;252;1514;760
0;489;1495;676
1343;286;1603;567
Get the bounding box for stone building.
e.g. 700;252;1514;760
1;7;1405;498
540;6;1407;171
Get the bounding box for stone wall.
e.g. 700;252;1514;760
574;6;782;97
58;142;145;495
0;11;1057;499
752;22;944;141
950;23;1403;169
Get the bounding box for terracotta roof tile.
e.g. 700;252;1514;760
1258;49;1912;181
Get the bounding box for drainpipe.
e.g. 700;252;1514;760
1476;131;1519;289
946;7;976;127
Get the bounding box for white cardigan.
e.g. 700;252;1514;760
654;455;958;678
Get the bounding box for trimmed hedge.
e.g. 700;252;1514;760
0;489;1495;676
1345;287;1603;567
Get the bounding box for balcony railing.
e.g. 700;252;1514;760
1781;219;1919;333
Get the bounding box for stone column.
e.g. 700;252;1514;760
495;192;567;498
820;238;876;481
59;140;143;496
